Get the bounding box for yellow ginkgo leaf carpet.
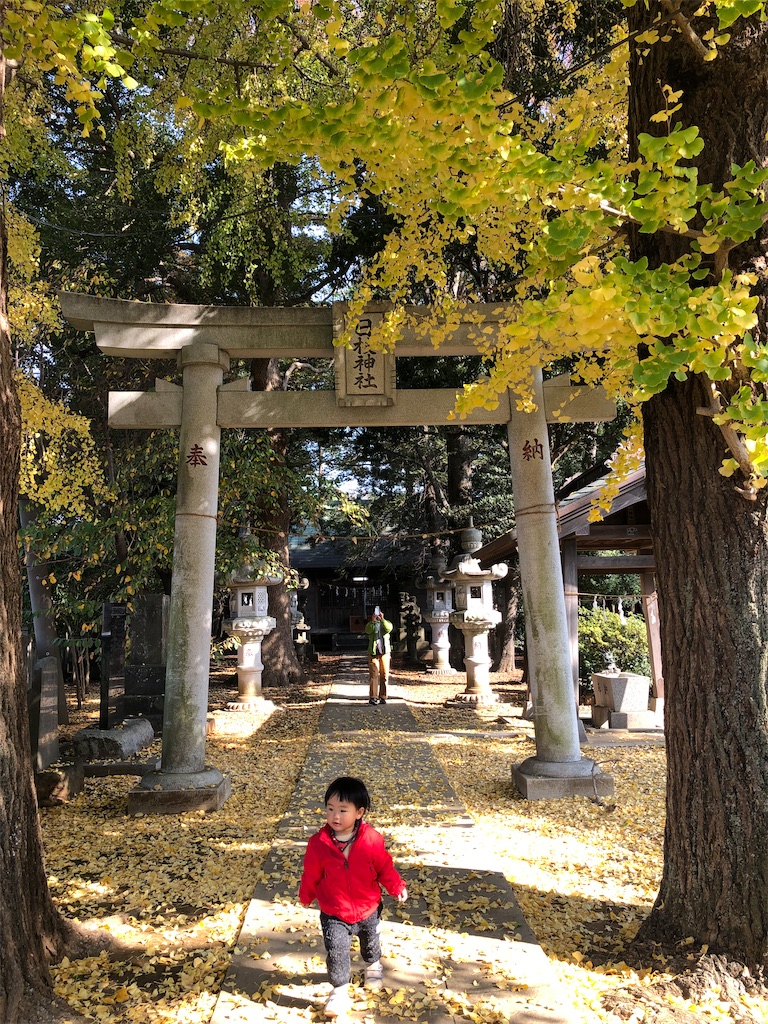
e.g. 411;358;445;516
38;653;767;1024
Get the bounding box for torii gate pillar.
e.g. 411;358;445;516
507;368;613;800
128;342;232;814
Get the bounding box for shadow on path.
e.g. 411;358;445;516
211;654;582;1024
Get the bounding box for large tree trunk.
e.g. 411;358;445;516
0;123;69;1020
251;357;301;687
494;565;520;674
446;426;474;508
629;6;768;969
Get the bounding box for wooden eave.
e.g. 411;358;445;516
475;466;655;569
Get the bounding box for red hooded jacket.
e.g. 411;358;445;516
298;820;406;923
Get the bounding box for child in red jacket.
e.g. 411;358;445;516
299;776;408;1018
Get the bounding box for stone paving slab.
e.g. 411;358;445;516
211;655;583;1024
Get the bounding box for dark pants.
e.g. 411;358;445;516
320;908;381;987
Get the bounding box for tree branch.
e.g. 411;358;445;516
696;380;758;500
274;15;342;82
282;359;329;388
659;0;713;61
111;32;275;72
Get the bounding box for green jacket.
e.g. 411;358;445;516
365;616;393;657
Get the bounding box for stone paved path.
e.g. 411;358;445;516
210;654;583;1024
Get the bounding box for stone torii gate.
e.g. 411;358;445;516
60;292;617;810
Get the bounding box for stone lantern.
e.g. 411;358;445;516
417;549;456;675
289;575;311;662
225;553;282;710
444;522;508;703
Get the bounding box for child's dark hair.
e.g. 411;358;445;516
325;776;370;811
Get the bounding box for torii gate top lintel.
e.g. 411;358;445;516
58;291;514;360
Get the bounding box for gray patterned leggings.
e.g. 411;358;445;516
319;908;381;987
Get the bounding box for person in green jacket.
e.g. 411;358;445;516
364;607;393;705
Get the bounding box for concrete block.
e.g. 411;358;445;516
591;672;650;712
591;705;612;728
127;773;232;815
513;764;615;801
72;717;155;760
609;710;658;730
84;757;161;778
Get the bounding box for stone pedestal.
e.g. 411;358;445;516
591;672;657;731
425;611;456;674
592;672;651;712
513;757;615;800
450;615;500;703
443;524;507;705
226;616;276;709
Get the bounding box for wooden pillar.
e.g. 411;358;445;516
641;570;664;698
561;537;579;698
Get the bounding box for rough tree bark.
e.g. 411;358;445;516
0;113;70;1020
251;357;302;687
446;426;475;509
629;5;768;969
494;564;520;674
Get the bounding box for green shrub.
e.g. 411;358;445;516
578;605;650;690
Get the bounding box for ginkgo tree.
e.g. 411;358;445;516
0;2;157;1017
135;0;768;974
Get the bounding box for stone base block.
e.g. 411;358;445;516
35;763;85;806
73;717;155;759
592;706;659;730
207;703;276;738
447;690;499;706
85;757;160;778
650;697;665;726
610;710;658;729
127;771;231;816
426;666;458;676
591;705;612;728
512;757;615;801
226;698;264;712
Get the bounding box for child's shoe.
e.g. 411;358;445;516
364;961;384;990
324;984;350;1018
